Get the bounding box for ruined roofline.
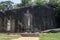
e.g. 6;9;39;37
0;11;5;16
4;4;55;12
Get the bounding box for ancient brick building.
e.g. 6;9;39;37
0;5;56;33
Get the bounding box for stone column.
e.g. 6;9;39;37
11;19;15;33
4;17;7;32
0;17;2;27
7;20;11;32
0;17;2;32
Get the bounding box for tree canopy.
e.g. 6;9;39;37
0;0;60;17
0;1;14;10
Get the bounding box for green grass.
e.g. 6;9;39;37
0;34;20;40
40;32;60;40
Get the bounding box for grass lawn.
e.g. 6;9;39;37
0;34;20;40
40;32;60;40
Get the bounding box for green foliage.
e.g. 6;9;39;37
15;0;48;8
54;0;60;17
0;1;14;10
0;0;60;17
21;0;32;6
13;4;21;9
35;0;47;5
48;0;60;17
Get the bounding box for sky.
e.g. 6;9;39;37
0;0;49;4
0;0;21;4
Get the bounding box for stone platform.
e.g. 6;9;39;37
20;33;39;37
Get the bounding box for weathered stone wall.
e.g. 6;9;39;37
0;5;56;32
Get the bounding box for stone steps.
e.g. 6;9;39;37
20;33;39;37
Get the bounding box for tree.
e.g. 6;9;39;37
13;0;32;8
13;4;21;9
49;0;58;4
0;4;4;11
21;0;32;6
0;1;14;10
34;0;47;5
49;0;60;18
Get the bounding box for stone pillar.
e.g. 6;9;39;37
11;19;15;33
7;20;11;32
0;17;2;27
18;20;23;32
4;17;7;32
0;17;2;32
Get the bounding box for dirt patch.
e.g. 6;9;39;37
12;37;39;40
